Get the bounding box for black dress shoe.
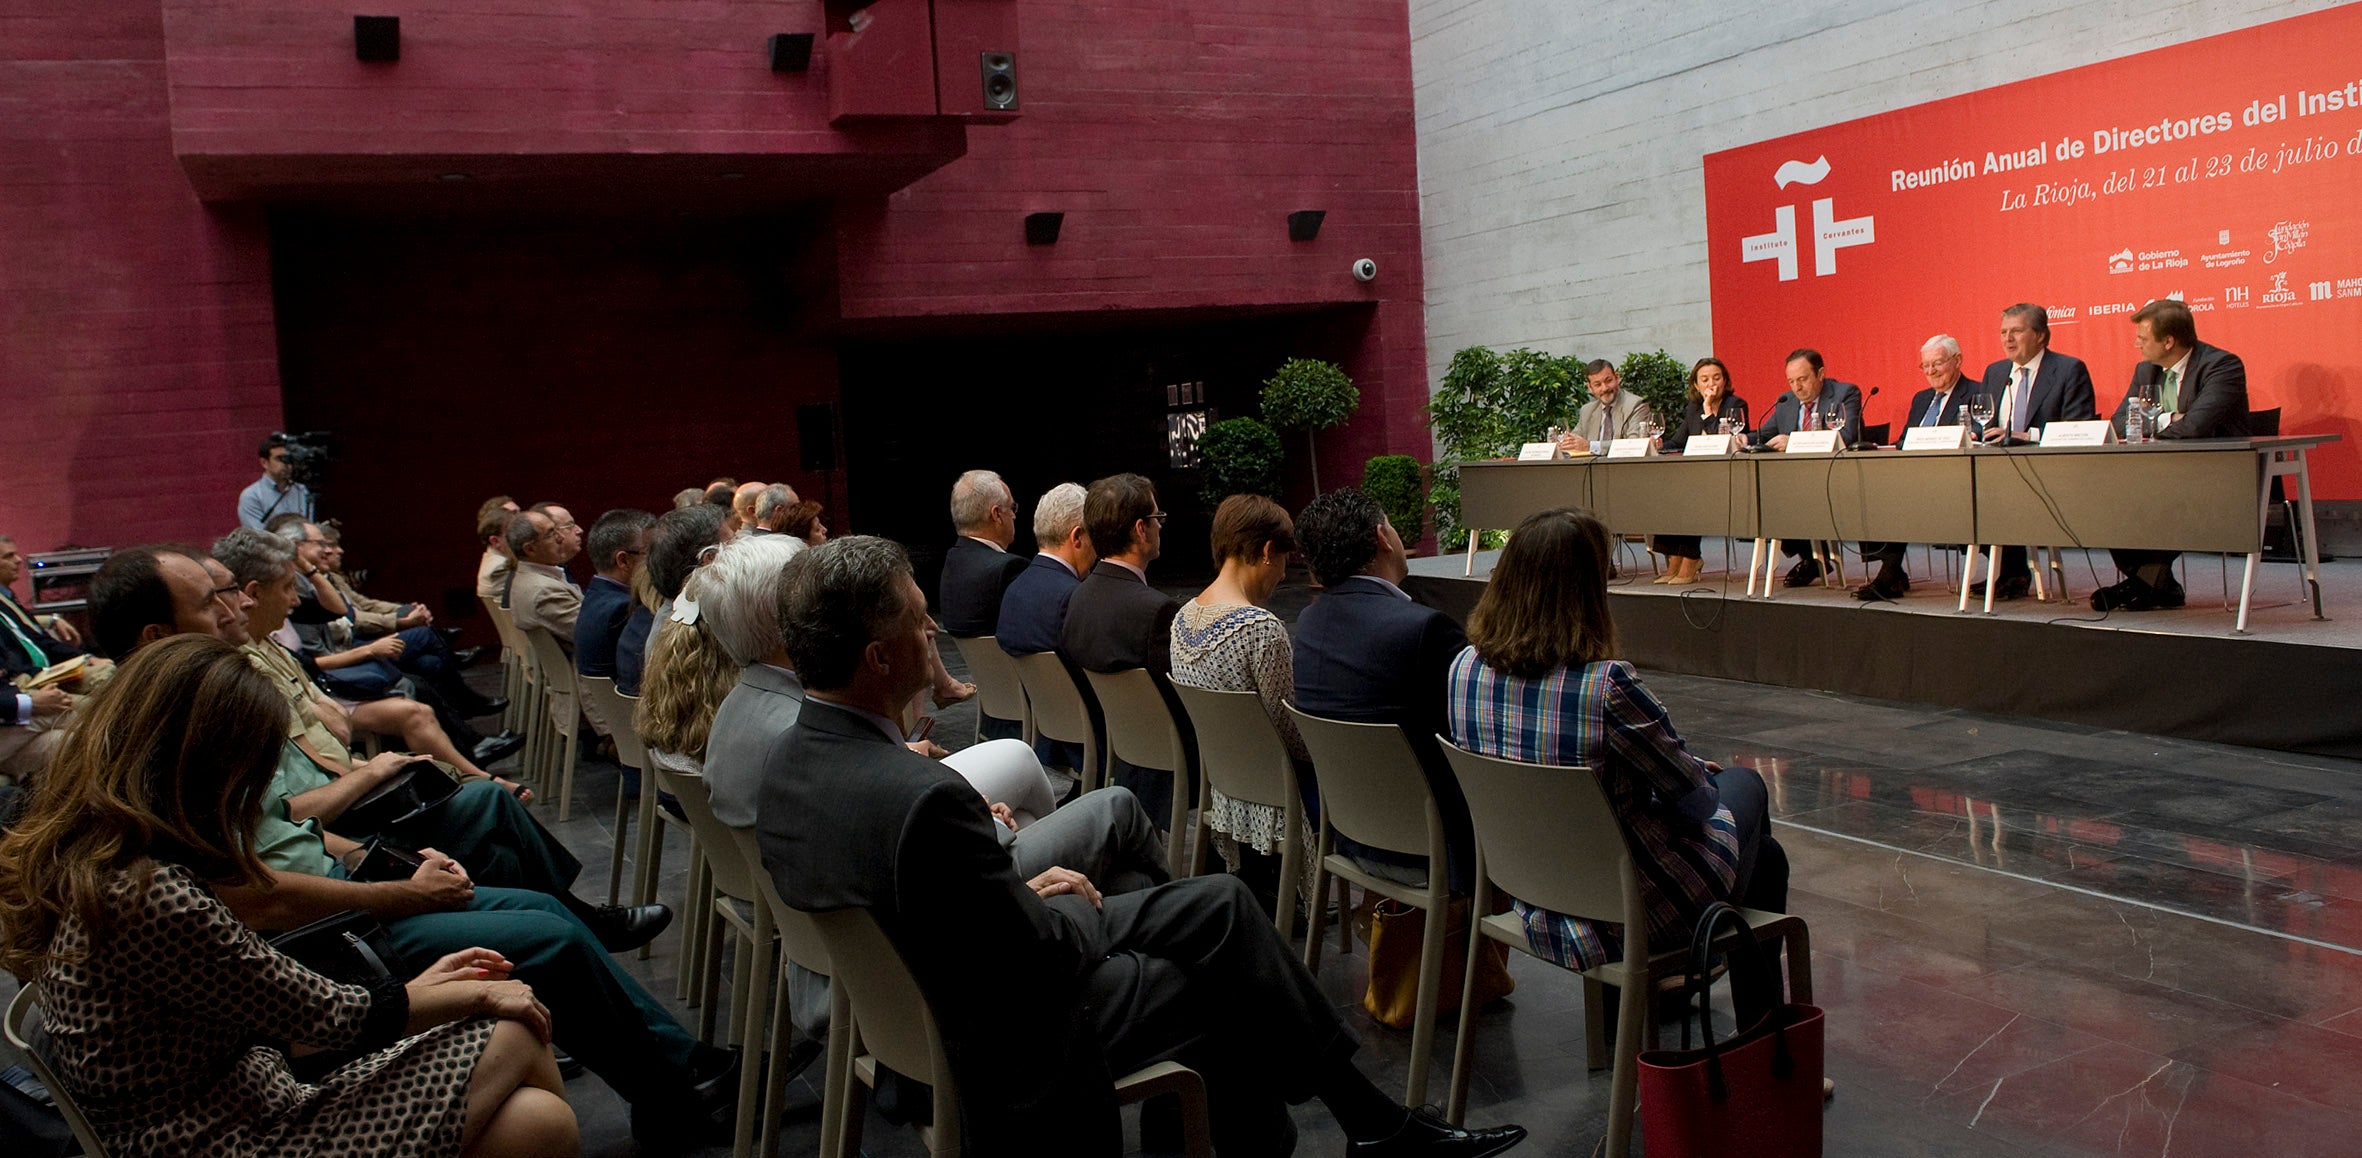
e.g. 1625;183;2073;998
1854;567;1908;601
1348;1107;1528;1157
470;695;509;717
436;626;466;644
585;903;674;952
2121;581;2186;611
449;646;483;668
471;730;525;766
2089;578;2146;612
1969;575;2031;602
1783;559;1822;587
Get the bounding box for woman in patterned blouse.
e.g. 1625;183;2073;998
0;635;578;1157
1442;507;1786;971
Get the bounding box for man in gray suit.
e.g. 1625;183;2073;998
1552;359;1653;455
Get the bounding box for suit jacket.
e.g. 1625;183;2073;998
756;697;1119;1154
1907;375;1977;428
1572;388;1653;445
1979;351;2098;434
574;574;634;679
0;589;77;680
1751;379;1864;445
703;663;806;828
1679;395;1750;440
2121;342;2251;440
1061;561;1179;675
997;554;1083;656
614;604;655;696
507;561;581;650
939;537;1030;638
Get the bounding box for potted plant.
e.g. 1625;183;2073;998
1260;357;1359;491
1195;416;1285;510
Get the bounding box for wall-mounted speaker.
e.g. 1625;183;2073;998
354;15;400;63
980;51;1018;111
768;33;814;72
1024;211;1063;246
1287;210;1326;242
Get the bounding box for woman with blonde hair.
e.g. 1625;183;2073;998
0;635;576;1157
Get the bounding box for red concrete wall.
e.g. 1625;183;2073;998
0;1;283;558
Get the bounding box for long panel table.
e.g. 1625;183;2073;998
1457;436;2335;633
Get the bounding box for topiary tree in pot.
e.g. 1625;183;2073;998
1260;357;1359;492
1195;416;1285;511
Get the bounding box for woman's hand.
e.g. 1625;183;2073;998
413;947;514;986
475;979;554;1043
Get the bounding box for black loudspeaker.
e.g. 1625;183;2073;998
1024;212;1063;246
354;15;400;63
980;51;1017;111
1287;210;1326;242
768;33;814;72
798;404;838;472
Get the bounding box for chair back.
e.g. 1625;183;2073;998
479;596;518;659
521;625;578;698
948;636;1029;728
1083;668;1189;774
649;763;760;905
1011;652;1096;747
809;907;962;1147
1172;685;1293;811
5;984;113;1158
725;827;833;977
1858;422;1891;447
1283;704;1440;860
579;677;646;770
1436;737;1635;926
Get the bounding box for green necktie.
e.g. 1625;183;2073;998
0;598;48;670
2158;368;2179;414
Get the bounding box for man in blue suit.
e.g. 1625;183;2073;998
997;482;1096;657
1751;349;1867;587
1974;303;2099;600
575;508;655;679
1291;487;1476;892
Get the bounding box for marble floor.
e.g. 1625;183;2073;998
12;593;2362;1157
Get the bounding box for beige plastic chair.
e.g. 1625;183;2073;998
1010;651;1102;792
947;636;1033;747
1084;668;1197;877
578;676;642;904
5;984;113;1158
1172;684;1304;933
520;624;584;820
728;827;853;1158
811;905;1212;1158
645;749;715;990
1281;703;1451;1108
1435;738;1813;1153
478;596;531;736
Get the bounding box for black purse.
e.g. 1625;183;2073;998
265;910;408;989
326;759;461;839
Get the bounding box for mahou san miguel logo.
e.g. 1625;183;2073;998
1741;156;1877;281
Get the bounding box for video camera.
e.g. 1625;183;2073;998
274;430;336;485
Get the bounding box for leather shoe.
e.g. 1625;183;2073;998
2089;578;2145;612
2115;580;2186;611
584;903;673;952
1783;559;1822;587
470;730;525;766
1349;1107;1528;1157
1969;575;2031;602
1853;566;1908;601
450;646;483;668
436;626;465;644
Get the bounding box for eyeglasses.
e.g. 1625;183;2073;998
1144;512;1170;524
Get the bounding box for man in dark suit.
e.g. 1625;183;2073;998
1751;348;1867;586
756;535;1526;1158
2093;298;2252;612
0;534;84;681
576;508;654;679
1062;473;1180;674
1973;303;2100;600
1291;488;1478;892
0;534;90;786
940;469;1031;637
997;482;1095;657
1854;335;1979;601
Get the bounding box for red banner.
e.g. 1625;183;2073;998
1705;4;2362;497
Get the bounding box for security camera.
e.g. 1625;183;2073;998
1350;258;1377;282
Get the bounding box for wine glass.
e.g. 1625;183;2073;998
2137;391;2165;442
1643;416;1666;447
1964;397;1994;445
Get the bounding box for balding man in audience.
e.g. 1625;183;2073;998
744;482;800;537
997;482;1095;657
505;509;581;641
729;481;766;536
941;469;1029;639
756;535;1526;1157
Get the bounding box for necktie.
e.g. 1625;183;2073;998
0;597;49;670
2159;368;2180;414
1922;391;1946;426
1802;402;1818;431
2010;368;2031;433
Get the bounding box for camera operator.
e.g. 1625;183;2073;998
238;432;321;530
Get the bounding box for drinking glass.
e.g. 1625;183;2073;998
1964;397;1994;445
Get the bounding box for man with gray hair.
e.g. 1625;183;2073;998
1852;334;1981;602
755;535;1527;1157
939;469;1026;637
744;482;800;537
995;481;1094;658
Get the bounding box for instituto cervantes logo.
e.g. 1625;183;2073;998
2265;220;2309;264
1741;155;1875;281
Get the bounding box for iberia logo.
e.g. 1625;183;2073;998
1741;155;1876;281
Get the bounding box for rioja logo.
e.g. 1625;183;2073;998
1741;156;1876;281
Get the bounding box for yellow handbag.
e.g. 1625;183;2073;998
1358;896;1515;1029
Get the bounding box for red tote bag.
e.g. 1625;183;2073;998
1637;902;1825;1158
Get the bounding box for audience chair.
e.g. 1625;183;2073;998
946;636;1033;748
1435;738;1812;1153
653;768;767;1049
647;751;716;996
1083;668;1198;877
811;905;1212;1158
728;827;853;1158
1172;684;1304;933
578;676;643;904
1282;704;1453;1108
519;625;585;820
6;984;113;1158
479;596;530;736
1010;651;1104;792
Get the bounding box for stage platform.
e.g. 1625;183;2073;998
1406;541;2362;760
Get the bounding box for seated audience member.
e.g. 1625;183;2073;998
1;533;92;787
1855;335;1978;603
671;486;705;510
2094;298;2253;612
743;483;799;537
1551;359;1653;456
997;481;1095;657
777;500;829;547
529;503;584;568
1652;357;1750;585
756;535;1528;1156
238;432;315;530
1170;494;1311;914
729;481;767;536
576;508;654;680
940;469;1030;637
298;519;436;637
1974;304;2100;600
619;503;730;696
1444;507;1788;970
506;507;611;739
0;635;580;1158
271;517;504;725
476;496;520;602
1751;349;1866;587
1062;472;1188;818
1291;487;1476;891
702;480;737;515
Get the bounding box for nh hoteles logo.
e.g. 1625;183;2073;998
1741;155;1876;281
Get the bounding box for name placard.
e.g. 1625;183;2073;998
2040;420;2116;447
1783;430;1842;454
1900;424;1969;450
1516;442;1561;461
1683;433;1737;457
1605;437;1657;458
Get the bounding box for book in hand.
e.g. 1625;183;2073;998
15;655;86;690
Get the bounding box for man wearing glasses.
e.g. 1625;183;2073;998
1061;473;1189;819
576;508;656;680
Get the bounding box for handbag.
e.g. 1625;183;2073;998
326;758;461;838
265;910;408;990
1358;896;1514;1030
1637;902;1825;1158
348;838;427;884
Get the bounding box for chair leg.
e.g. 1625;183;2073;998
635;788;664;959
734;916;775;1158
821;980;856;1158
836;1028;868;1158
1166;767;1192;878
607;780;630;905
1582;977;1611;1070
1605;961;1650;1156
555;713;581;822
678;845;708;1003
1303;827;1333;972
1405;894;1448;1106
1272;823;1301;938
1445;875;1493;1126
